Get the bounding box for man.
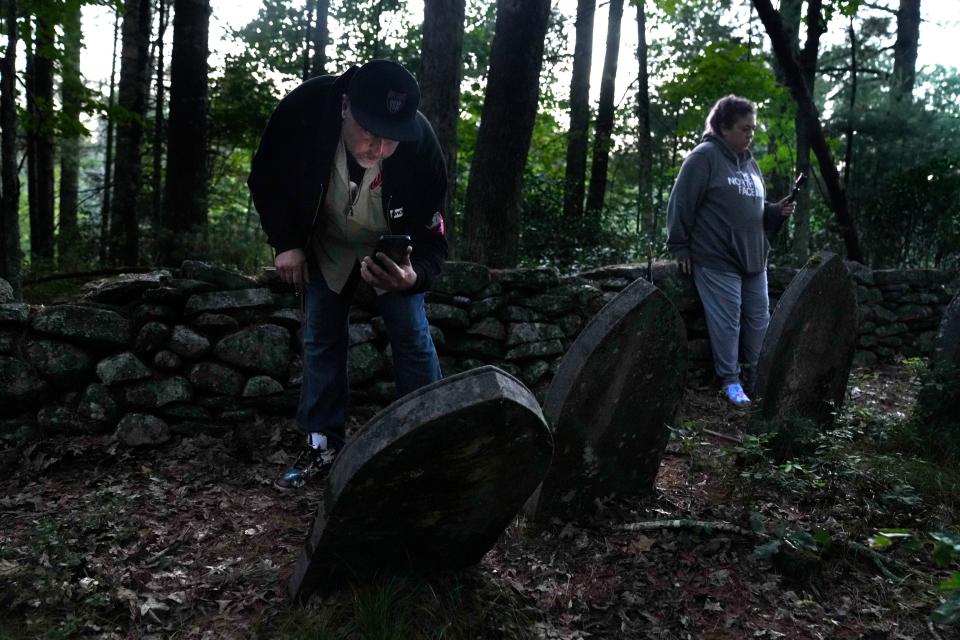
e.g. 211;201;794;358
248;59;447;490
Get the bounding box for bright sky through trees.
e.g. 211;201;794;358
78;0;959;108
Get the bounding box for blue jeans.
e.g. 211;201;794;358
296;269;442;448
693;266;769;390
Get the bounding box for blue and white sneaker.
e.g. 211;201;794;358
274;446;337;490
723;383;751;408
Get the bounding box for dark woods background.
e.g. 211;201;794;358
1;0;958;301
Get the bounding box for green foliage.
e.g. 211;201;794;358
329;0;414;69
909;363;960;462
234;0;308;81
933;572;960;625
209;54;280;153
658;41;790;152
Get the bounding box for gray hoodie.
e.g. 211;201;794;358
666;133;785;275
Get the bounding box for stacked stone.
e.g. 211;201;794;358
2;260;957;452
575;262;959;370
417;262;607;404
852;269;956;366
0;263;299;449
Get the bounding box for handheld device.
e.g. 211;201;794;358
371;234;411;269
787;171;808;203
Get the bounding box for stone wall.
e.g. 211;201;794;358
1;260;956;449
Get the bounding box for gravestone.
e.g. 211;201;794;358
931;291;960;370
754;251;858;428
288;365;552;603
526;277;687;522
913;291;960;435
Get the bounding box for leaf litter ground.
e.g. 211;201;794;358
1;363;956;639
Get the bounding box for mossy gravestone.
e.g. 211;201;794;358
526;277;687;522
288;366;552;603
754;251;858;429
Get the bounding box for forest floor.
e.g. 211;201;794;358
1;362;958;640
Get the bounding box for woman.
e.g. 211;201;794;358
666;95;795;407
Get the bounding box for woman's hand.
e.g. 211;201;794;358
360;246;418;292
776;196;797;217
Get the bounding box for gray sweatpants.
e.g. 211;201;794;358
693;265;770;389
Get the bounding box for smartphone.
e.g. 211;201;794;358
787;171;808;203
371;234;411;269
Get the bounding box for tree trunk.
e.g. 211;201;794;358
0;0;22;297
301;0;315;82
59;0;83;253
310;0;329;77
843;18;857;192
752;0;863;263
419;0;465;255
151;0;169;225
461;0;551;267
584;0;623;217
562;0;595;220
100;10;120;264
27;12;56;265
635;0;653;252
892;0;921;101
160;0;210;266
109;0;152;266
791;0;826;262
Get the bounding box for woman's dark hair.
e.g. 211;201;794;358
704;95;756;136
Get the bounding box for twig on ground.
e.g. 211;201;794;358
622;518;755;538
839;540;908;582
928;620;944;640
702;428;743;444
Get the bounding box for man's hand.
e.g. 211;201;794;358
360;246;418;292
677;257;692;275
776;196;797;218
275;248;309;289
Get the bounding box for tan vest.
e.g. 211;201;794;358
312;137;389;294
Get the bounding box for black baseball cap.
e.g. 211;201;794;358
346;60;421;142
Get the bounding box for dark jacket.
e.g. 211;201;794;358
666;133;786;275
247;68;448;294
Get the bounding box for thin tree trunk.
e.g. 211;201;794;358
562;0;595;220
100;10;120;264
419;0;465;256
0;0;22;297
461;0;551;267
777;0;827;263
27;13;56;265
843;18;857;193
752;0;863;263
301;0;315;82
635;0;653;253
892;0;921;101
310;0;329;76
59;0;83;254
109;0;152;265
151;0;168;225
584;0;624;217
160;0;210;266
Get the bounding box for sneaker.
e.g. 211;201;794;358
274;446;337;490
723;383;751;408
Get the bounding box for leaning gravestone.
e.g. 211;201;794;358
288;366;552;603
913;290;960;436
526;276;687;522
754;251;858;428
